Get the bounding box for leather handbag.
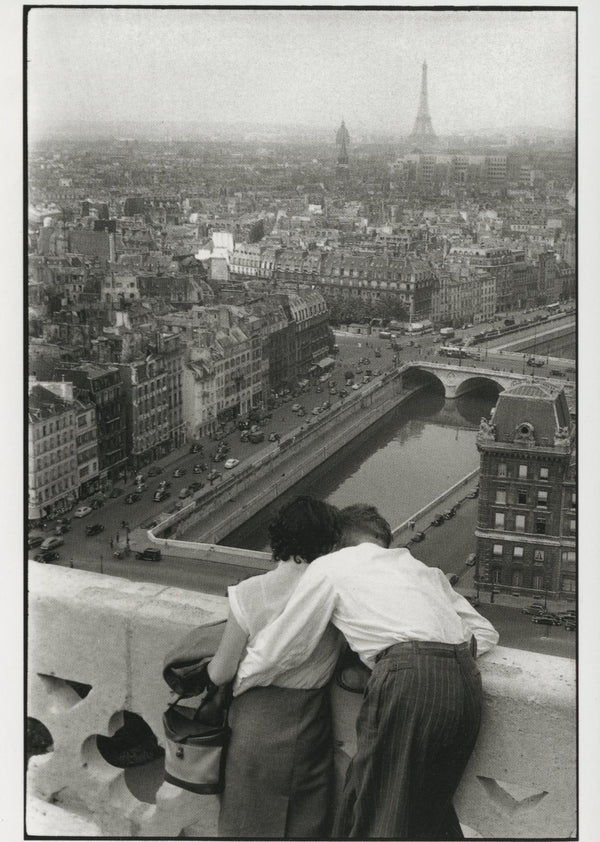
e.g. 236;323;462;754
163;687;231;794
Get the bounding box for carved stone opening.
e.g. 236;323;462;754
27;717;53;763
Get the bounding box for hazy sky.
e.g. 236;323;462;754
28;7;575;137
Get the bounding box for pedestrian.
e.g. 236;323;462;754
236;504;498;839
110;537;113;549
121;520;126;529
116;531;120;542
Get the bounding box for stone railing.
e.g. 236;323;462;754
27;564;576;838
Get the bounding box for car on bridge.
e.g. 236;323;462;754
527;357;545;367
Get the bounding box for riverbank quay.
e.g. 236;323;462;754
130;368;425;549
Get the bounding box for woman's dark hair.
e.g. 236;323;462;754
337;504;392;549
268;496;341;563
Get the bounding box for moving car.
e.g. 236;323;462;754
153;489;170;502
73;506;93;518
207;470;221;482
54;524;70;535
28;535;44;549
291;403;302;412
248;431;265;443
124;493;141;504
41;535;64;551
178;487;191;499
531;615;561;626
224;458;240;469
189;480;204;492
173;467;187;478
189;443;203;454
147;465;163;476
465;553;477;567
34;550;60;563
85;523;105;537
135;547;162;562
193;463;207;473
527;357;545;367
268;432;281;442
108;487;122;498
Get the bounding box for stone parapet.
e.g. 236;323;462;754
27;564;576;838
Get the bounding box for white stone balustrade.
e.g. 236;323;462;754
27;563;576;838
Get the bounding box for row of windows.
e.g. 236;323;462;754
495;488;576;508
491;545;577;565
497;463;549;480
493;511;576;535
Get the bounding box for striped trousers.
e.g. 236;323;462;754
333;640;482;839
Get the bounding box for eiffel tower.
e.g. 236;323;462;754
409;60;437;150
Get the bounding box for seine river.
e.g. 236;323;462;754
224;383;500;552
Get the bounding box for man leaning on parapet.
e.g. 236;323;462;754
234;503;499;839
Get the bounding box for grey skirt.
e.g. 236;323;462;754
218;684;334;838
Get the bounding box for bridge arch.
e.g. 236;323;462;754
453;374;504;399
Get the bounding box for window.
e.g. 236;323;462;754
561;577;576;593
532;574;544;590
518;490;527;505
497;462;507;478
570;491;576;509
492;543;503;557
568;519;576;535
494;512;505;528
513;546;524;558
515;514;526;532
534;549;545;562
561;550;576;564
535;517;546;535
511;570;523;587
495;490;507;505
537;490;548;508
539;467;549;480
518;464;528;479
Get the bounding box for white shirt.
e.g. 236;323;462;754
236;543;499;692
229;560;343;696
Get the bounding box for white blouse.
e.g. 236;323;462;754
229;560;343;697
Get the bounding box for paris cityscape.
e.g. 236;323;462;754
24;7;582;840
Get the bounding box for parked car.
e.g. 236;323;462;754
34;550;60;563
248;431;265;443
109;487;123;498
173;467;187;478
291;403;302;412
339;389;348;398
73;506;93;518
465;553;477;567
467;487;479;499
527;357;545;368
189;443;203;454
158;479;172;490
268;432;280;442
521;607;545;616
85;523;105;537
189;480;204;492
135;547;162;562
28;534;44;549
124;493;141;504
178;487;191;499
443;507;458;520
207;470;221;482
40;535;64;551
55;524;70;535
321;400;331;411
431;514;445;527
531;615;561;626
312;407;321;415
411;531;426;543
154;489;170;502
213;452;226;462
193;462;207;473
224;458;240;470
297;408;306;417
351;384;360;390
134;474;146;485
147;465;163;477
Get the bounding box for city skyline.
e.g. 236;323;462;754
27;8;576;141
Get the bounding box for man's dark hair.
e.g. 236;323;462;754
268;496;341;563
338;504;392;549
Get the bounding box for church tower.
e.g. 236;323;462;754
409;61;437;150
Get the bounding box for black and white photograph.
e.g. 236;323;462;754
16;2;596;839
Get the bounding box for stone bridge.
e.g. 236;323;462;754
406;361;545;399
